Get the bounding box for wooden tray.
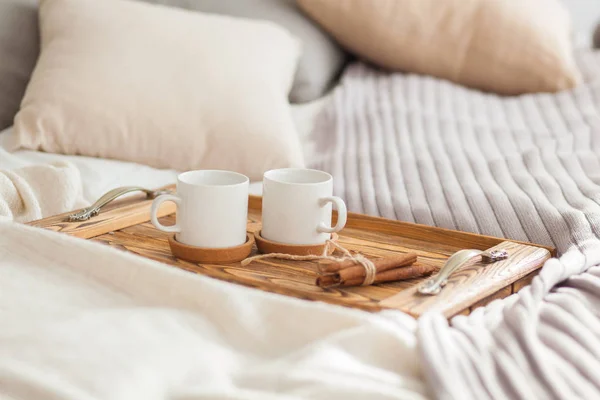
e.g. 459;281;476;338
29;187;554;318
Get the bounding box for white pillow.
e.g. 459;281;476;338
10;0;304;180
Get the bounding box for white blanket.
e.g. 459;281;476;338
0;221;428;399
0;161;83;222
0;134;179;205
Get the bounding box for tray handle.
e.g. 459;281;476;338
66;186;172;222
418;249;509;295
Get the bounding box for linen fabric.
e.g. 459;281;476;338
147;0;346;102
0;220;429;399
0;127;180;207
11;0;304;181
297;0;581;95
0;0;39;131
308;50;600;399
0;161;83;222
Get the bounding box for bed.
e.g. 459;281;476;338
5;51;600;399
4;50;600;398
2;2;600;398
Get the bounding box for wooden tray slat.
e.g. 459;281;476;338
29;192;554;318
379;241;550;317
28;185;176;239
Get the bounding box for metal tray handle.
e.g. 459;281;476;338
418;249;509;295
66;186;172;222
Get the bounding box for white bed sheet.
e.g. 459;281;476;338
0;97;328;203
0;209;428;400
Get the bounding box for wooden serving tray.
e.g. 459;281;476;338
29;187;554;318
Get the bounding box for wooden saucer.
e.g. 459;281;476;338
168;234;254;264
254;230;338;256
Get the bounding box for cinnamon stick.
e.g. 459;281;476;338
316;264;435;288
337;254;417;283
320;253;417;273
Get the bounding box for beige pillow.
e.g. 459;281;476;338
297;0;581;95
10;0;304;180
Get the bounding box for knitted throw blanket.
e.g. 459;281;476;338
308;51;600;399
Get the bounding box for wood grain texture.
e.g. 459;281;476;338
469;286;512;311
28;185;177;239
512;270;538;293
29;192;554;318
379;241;551;317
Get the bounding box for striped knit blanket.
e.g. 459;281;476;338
309;51;600;399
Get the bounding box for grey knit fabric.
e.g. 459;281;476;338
308;51;600;399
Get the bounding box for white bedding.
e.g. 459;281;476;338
0;98;329;202
0;201;428;400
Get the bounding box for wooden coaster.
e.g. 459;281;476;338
168;234;254;264
254;230;338;256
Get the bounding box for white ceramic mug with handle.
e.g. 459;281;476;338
262;168;347;245
150;170;249;248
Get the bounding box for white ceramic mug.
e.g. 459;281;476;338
150;170;249;248
262;168;347;245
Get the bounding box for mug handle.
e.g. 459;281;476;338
317;196;348;233
150;194;182;233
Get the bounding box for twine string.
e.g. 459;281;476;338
241;239;377;286
352;253;377;286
